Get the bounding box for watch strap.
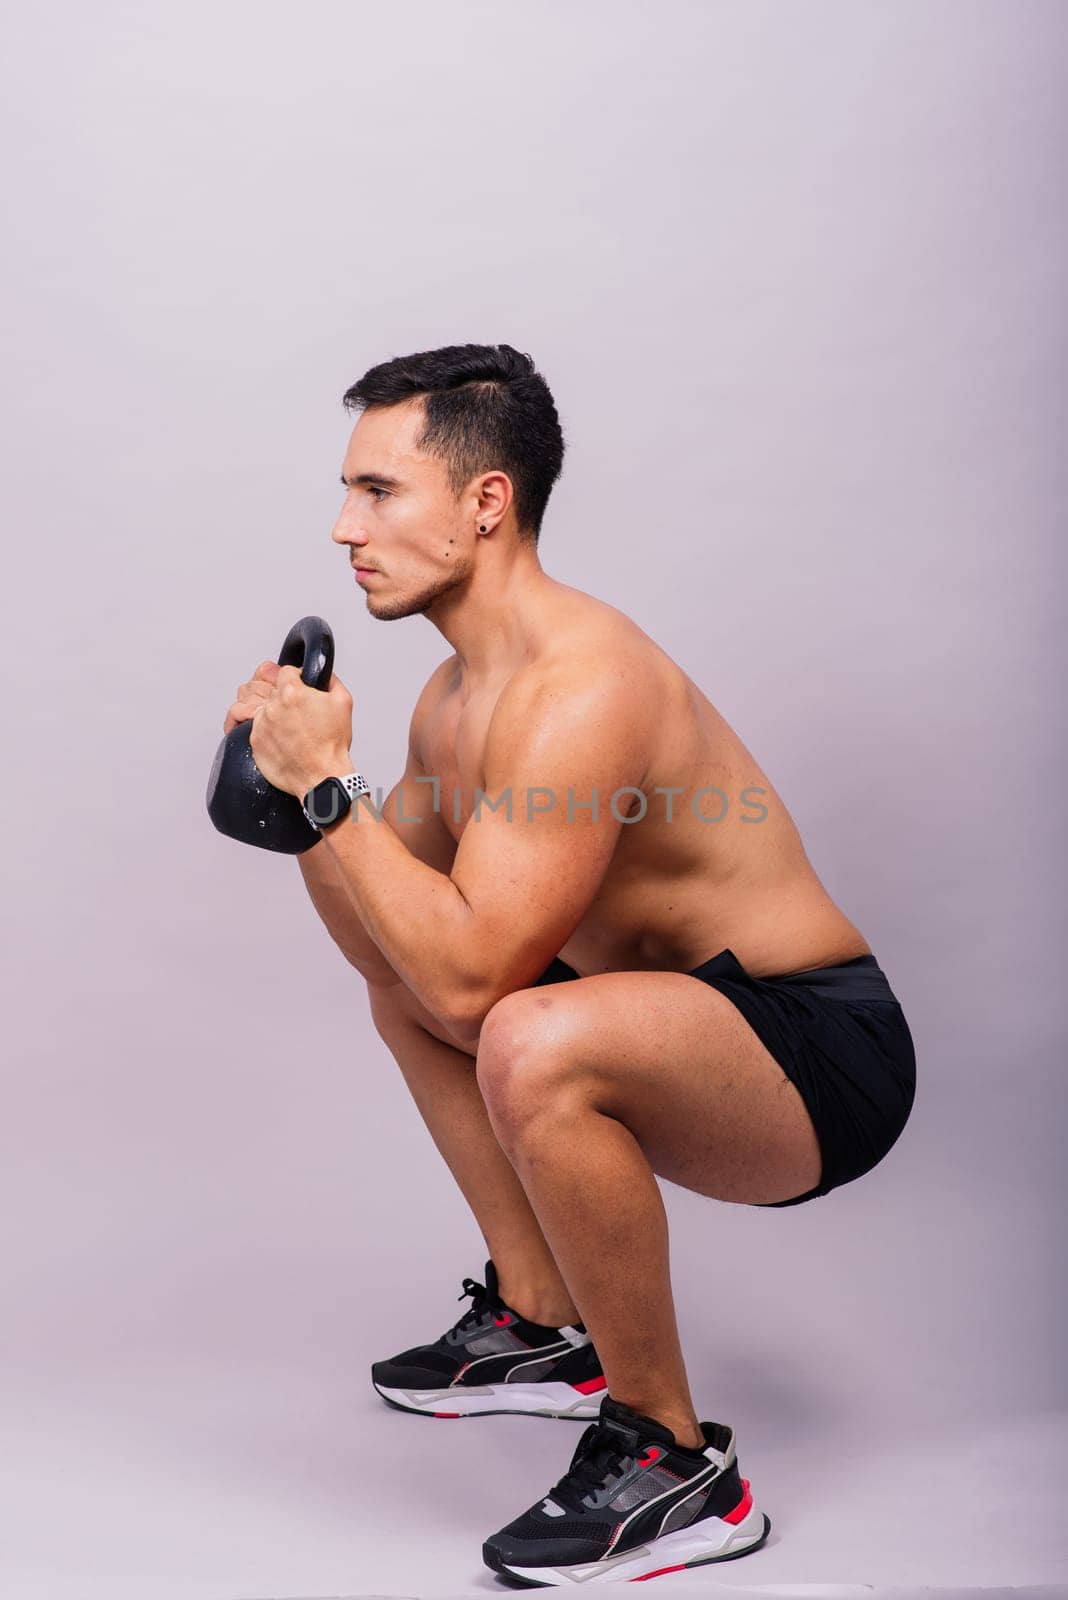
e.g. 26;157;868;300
335;771;371;802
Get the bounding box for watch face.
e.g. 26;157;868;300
305;777;351;829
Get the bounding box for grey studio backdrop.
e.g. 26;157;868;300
0;3;1064;1598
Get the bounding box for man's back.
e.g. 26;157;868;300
411;577;869;981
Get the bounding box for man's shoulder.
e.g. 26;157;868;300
506;610;668;713
490;628;664;777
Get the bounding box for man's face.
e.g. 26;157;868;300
332;401;475;621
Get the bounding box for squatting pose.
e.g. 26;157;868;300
223;342;916;1586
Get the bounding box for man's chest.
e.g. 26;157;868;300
419;687;501;842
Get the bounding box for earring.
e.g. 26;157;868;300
479;524;487;533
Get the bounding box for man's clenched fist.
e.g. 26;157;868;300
225;659;355;799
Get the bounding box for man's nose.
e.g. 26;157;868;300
331;513;367;548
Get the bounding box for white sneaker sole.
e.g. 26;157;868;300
372;1377;607;1420
494;1496;771;1584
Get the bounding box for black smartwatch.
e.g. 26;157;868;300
301;771;371;832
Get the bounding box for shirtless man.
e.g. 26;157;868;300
226;342;916;1585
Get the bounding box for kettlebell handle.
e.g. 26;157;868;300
278;615;334;690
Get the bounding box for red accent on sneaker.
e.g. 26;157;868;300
494;1313;512;1326
723;1477;753;1524
631;1561;687;1580
573;1375;608;1394
637;1446;663;1466
434;1411;461;1418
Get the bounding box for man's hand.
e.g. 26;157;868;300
248;664;355;799
223;660;280;734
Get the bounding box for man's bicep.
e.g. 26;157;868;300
449;672;649;999
450;799;622;992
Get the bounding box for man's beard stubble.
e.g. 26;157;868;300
363;555;472;622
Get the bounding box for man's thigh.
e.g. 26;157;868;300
480;971;823;1206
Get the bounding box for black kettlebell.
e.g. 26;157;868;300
206;615;335;854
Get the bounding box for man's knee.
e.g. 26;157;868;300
476;991;580;1130
478;987;576;1065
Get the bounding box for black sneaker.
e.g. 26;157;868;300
482;1393;771;1585
371;1260;607;1421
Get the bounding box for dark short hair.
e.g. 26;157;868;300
342;343;565;543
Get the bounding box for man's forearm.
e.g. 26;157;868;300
320;805;480;1031
296;840;400;986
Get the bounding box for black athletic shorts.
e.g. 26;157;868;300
532;947;916;1206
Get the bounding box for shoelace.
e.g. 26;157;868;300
447;1274;501;1338
547;1420;637;1513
